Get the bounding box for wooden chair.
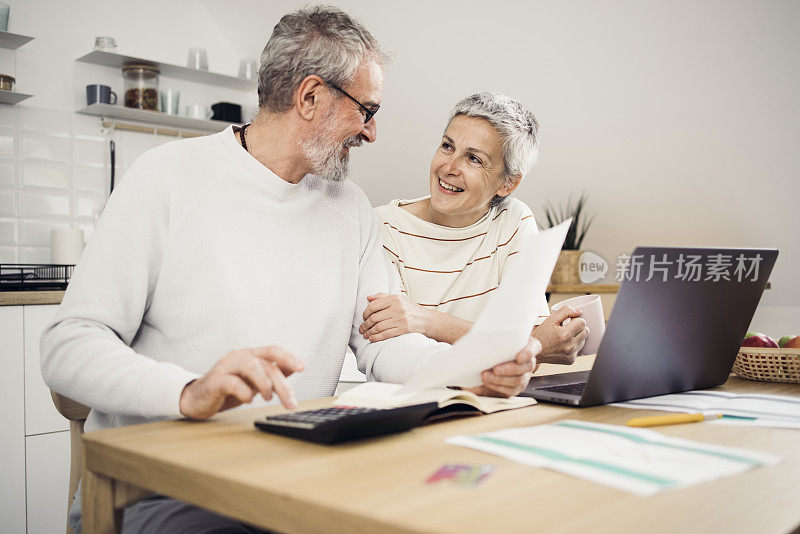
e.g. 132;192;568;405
50;391;90;534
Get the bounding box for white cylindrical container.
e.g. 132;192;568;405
51;228;85;265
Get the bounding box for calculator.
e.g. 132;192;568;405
254;402;438;444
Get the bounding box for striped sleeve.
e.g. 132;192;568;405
374;206;408;295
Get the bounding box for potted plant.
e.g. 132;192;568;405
542;192;594;285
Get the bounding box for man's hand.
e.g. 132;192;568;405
179;346;305;420
465;337;541;398
532;306;590;365
360;293;433;341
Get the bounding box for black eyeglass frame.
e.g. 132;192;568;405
327;82;379;124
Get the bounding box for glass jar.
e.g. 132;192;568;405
0;74;14;92
123;64;159;110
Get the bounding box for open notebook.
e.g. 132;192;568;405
336;382;535;422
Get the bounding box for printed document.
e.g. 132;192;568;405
448;420;779;495
400;219;571;392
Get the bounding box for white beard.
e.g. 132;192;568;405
300;109;362;182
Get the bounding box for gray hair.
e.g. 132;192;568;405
448;92;540;207
258;5;389;112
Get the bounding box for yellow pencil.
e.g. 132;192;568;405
626;413;721;428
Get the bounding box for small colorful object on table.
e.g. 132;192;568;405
425;463;495;486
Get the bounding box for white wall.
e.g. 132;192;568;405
207;0;800;336
0;0;259;263
11;0;257;110
5;0;798;335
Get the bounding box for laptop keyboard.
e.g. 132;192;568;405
537;382;586;396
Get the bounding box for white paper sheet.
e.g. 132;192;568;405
711;417;800;430
399;219;571;392
447;420;780;496
611;391;800;429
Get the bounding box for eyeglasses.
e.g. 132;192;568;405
327;82;379;124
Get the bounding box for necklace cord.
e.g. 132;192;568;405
238;123;251;153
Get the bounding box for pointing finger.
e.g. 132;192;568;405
263;361;297;410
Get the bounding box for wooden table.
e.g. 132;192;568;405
82;358;800;533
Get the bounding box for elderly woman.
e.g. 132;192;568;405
360;93;589;365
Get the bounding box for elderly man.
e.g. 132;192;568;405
41;6;539;533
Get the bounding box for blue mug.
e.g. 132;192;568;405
86;84;117;106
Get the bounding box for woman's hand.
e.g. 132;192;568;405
532;306;590;365
360;293;433;342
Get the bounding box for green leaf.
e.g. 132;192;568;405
576;213;595;249
543;191;594;250
544;202;555;228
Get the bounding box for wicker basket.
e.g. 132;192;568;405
732;347;800;384
551;250;582;285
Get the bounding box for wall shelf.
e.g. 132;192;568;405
77;103;235;135
0;31;34;50
75;50;256;91
0;90;32;105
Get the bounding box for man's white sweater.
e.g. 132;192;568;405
40;126;447;434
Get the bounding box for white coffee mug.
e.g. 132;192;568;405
550;294;606;356
51;228;85;265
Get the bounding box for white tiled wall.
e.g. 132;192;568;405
0;106;180;264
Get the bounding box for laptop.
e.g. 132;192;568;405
522;246;778;407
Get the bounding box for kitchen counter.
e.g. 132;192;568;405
0;291;64;306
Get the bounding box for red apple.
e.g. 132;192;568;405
786;336;800;349
742;334;779;348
